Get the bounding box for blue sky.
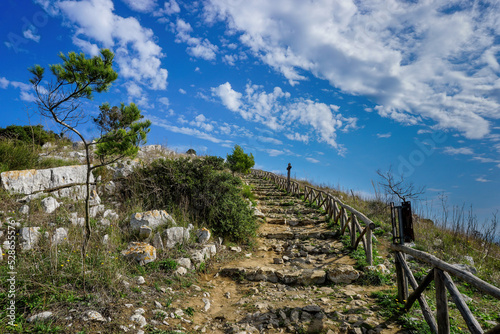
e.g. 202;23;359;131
1;0;499;230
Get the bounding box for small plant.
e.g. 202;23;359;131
184;306;195;317
131;287;142;294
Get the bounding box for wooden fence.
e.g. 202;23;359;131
390;243;500;334
251;169;376;265
252;169;500;332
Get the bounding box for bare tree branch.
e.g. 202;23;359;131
377;166;425;202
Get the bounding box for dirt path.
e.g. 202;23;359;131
162;174;404;333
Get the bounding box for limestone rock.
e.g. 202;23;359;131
327;265;360;284
190;244;217;264
162;226;190;248
89;205;105;218
176;257;194;270
152;232;164;250
86;310;106;322
99;218;110;227
103;209;119;221
254;208;266;218
41;197;60;214
27;311;53;322
173;266;188;276
139;225;152;239
19;205;30;215
121;242;156;265
51;228;68;245
70;212;84;226
20;227;41;250
1;165;94;200
196;228;211;244
298;269;326;285
202;298;211;312
453;263;477;275
130;210;175;231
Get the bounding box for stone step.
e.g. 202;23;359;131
262;230;337;240
220;264;359;285
261;239;344;256
266;218;327;227
254;194;287;199
260;207;321;215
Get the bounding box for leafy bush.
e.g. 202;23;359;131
226;145;255;174
124;156;257;243
0;124;64;146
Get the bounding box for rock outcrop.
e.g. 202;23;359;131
0;165;94;200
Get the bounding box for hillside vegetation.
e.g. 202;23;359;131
0;127;499;333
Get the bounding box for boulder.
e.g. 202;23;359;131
41;197;60;214
121;242;156;265
196;228;211;244
177;257;194;270
190;244;217;264
173;266;188;276
51;228;68;246
327;265;359;284
162;226;190;248
20;227;41;250
130;210;175;231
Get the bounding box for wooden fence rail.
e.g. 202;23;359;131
390;243;500;334
251;169;376;265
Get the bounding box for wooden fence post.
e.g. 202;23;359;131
351;214;357;247
395;251;409;303
435;268;450;334
366;225;373;265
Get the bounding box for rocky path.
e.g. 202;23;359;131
155;174;402;333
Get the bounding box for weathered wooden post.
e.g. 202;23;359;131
366;223;375;265
435;268;450;334
287;163;292;193
351;214;357;247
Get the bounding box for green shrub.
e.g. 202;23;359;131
0;124;64;146
226;144;254;174
124;156;257;243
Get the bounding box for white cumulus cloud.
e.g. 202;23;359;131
212;82;356;153
57;0;168;90
174;19;218;61
121;0;157;13
204;0;500;139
